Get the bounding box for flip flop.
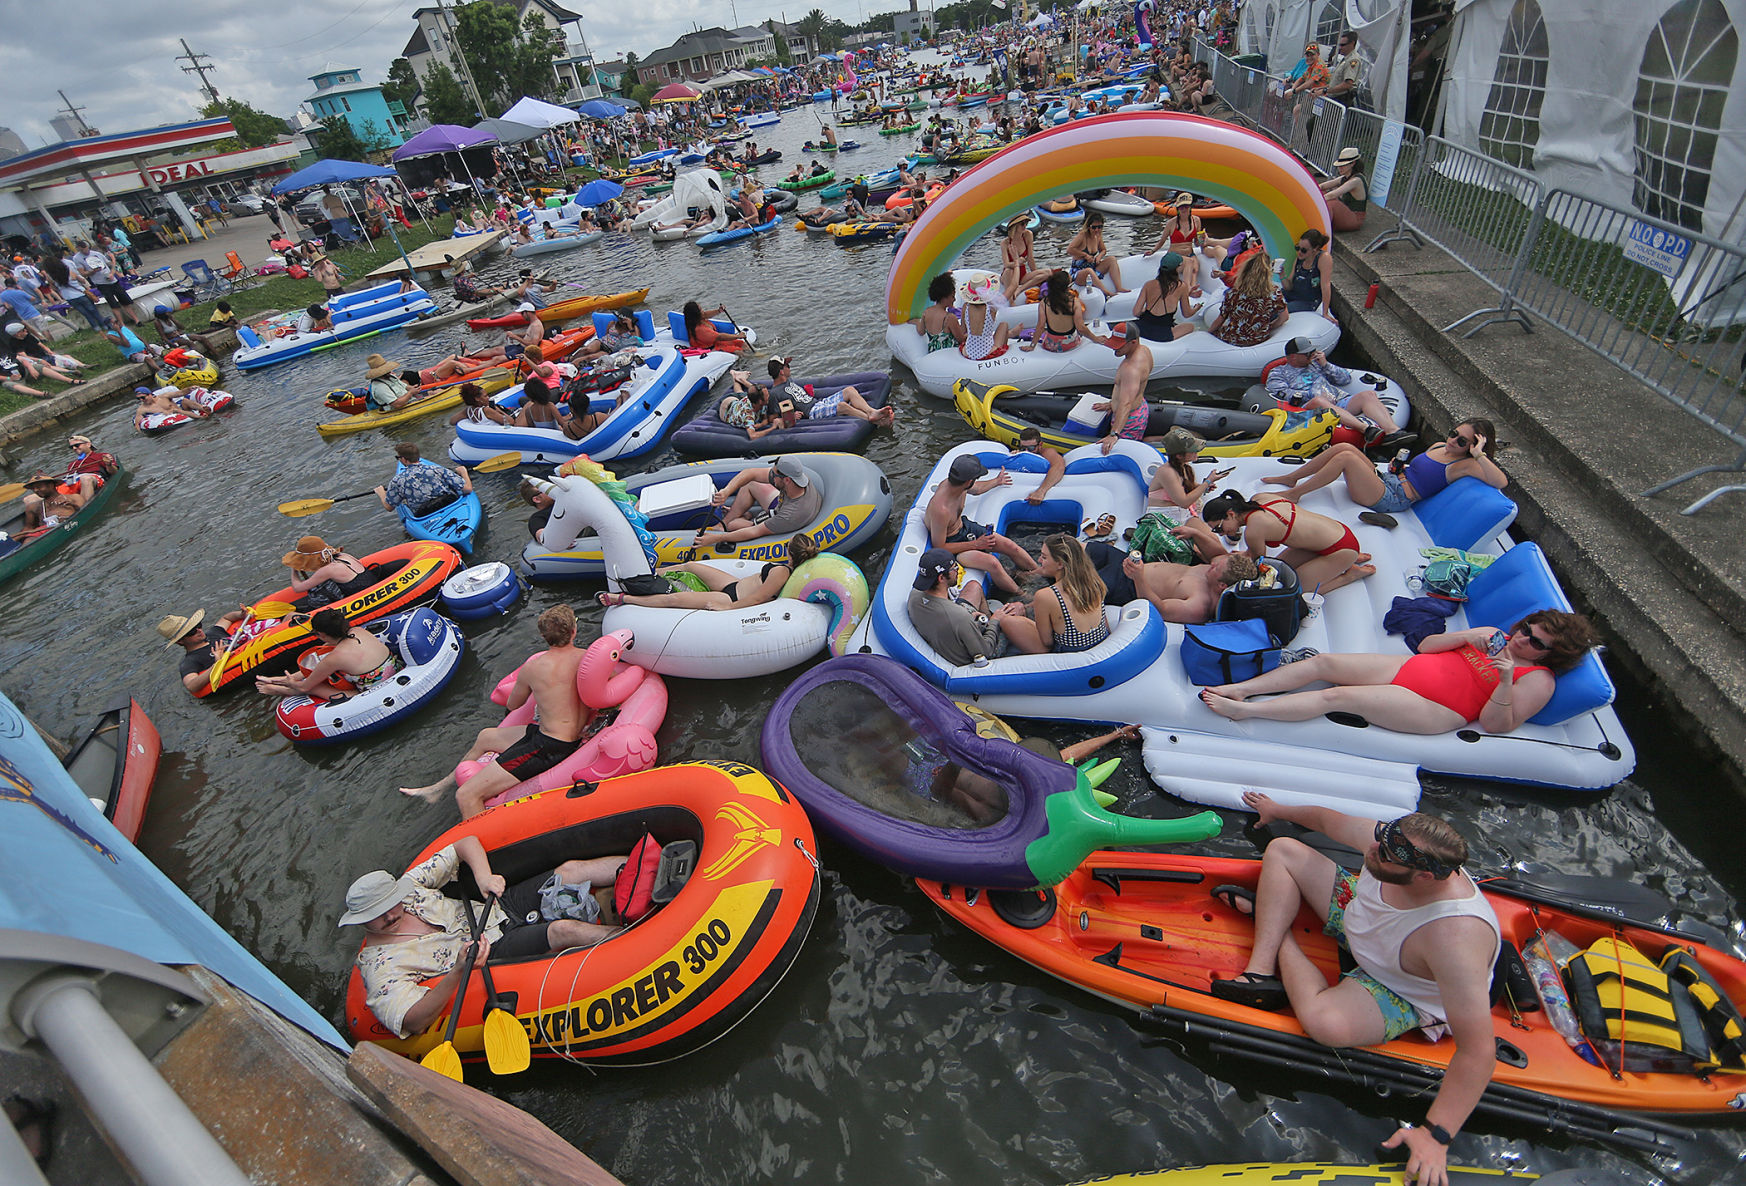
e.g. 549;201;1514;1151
1358;511;1398;529
1209;971;1288;1011
1211;884;1255;915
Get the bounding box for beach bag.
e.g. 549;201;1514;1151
1563;937;1714;1073
615;833;664;923
1180;619;1280;685
1128;512;1195;565
1422;557;1474;602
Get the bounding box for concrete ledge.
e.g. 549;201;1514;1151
1332;214;1746;788
0;328;239;451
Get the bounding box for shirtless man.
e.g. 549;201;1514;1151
1098;324;1155;454
133;385;212;427
1203;489;1374;593
925;454;1039;595
1123;551;1257;622
400;606;589;817
19;471;94;531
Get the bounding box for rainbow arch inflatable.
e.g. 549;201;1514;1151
885;111;1330;325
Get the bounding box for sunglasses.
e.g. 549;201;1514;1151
1295;246;1311;254
1450;432;1475;447
1517;626;1554;652
1373;819;1454;877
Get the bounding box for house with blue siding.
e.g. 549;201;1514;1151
305;64;406;149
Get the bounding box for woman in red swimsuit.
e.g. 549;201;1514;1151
1198;612;1599;734
1202;490;1373;595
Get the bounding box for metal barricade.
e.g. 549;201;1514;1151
1298;94;1349;175
1338;109;1425;213
1366;134;1541;333
1492;189;1746;507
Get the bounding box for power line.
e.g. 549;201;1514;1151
176;38;221;105
56;90;95;136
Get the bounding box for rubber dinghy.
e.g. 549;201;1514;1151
346;761;820;1065
921;848;1746;1140
892;255;1339;398
843;442;1634;806
523;452;893;581
760;654;1219;887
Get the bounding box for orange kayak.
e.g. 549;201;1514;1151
921;850;1746;1139
1153;199;1240;221
347;761;821;1065
466;287;650;331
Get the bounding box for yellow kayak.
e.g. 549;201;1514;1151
1067;1168;1539;1185
315;369;517;438
535;287;650;327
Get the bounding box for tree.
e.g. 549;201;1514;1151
766;19;792;66
510;10;567;101
448;2;567;111
199;97;287;150
422;62;474;125
314;116;369;162
382;58;421;112
797;7;830;54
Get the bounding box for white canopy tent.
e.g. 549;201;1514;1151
1238;0;1411;121
500;96;580;128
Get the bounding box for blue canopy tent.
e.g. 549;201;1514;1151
266;157;424;243
575;99;630;167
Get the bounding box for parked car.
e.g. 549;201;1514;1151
227;194;267;215
292;186;367;227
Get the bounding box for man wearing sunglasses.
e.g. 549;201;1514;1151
1211;791;1499;1186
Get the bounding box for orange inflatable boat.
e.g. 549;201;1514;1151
346;761;821;1066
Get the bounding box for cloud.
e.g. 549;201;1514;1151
2;0;902;146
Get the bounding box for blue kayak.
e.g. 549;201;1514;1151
696;216;781;247
397;487;484;555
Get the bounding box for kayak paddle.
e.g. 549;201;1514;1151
419;930;483;1082
464;893;531;1074
276;452;524;517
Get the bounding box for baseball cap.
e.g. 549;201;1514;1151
948;454;987;483
516;301;537;313
771;455;810;487
913;547;956;590
1285;336;1314;356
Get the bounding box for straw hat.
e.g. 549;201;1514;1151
283;535;339;571
1336;146;1363;166
364;353;399;379
23;470;58;489
337;870;415;927
156;609;206;647
965;290;988;307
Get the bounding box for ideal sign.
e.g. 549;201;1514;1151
144;160;214;186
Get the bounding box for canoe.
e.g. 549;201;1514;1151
62;695;160;843
778;170;836;192
465;288;649;331
951;378;1338;460
922;848;1746;1135
196;540;462;697
0;465;126;588
396;480;484;555
345;761;821;1065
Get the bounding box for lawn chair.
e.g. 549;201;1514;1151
219;252;247;282
180;259;232;300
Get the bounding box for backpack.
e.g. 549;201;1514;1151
1422;557;1474;602
1180;618;1280;685
1215;559;1304;645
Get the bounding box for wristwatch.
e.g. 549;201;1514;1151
1421;1120;1454;1146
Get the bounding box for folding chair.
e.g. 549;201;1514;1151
180;259;232;300
219;252;246;281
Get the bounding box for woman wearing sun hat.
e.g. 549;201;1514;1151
363;353;414;412
282;535;375;606
1321;146;1369;231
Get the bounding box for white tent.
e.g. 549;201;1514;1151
1238;0;1410;121
500;96;580;128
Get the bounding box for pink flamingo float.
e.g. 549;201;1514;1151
455;628;669;810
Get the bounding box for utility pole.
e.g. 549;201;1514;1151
176;38;221;105
435;0;490;118
56;90;95;136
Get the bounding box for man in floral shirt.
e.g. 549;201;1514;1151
374;442;472;517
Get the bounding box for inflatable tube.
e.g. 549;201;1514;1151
923;850;1746;1121
846;444;1634;799
952;378;1338;460
696;216;781;247
160;353;220;389
524;452;893;581
136;410;193;434
1033;200;1084;224
830;221;899;244
885;112;1330;326
455;629;668;808
345;761;820;1066
759;655;1218;887
197;540;462;698
778;170;836;192
272;608;464;745
671;371;891;458
762;189;797;213
439;561;524;621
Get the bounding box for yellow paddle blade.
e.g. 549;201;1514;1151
251;599;296;618
0;482;26;504
209;607;256;693
482;1006;532;1074
419;1040;463;1082
277;498;336;517
470;451;525;474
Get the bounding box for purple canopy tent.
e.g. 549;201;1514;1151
392;124;501;199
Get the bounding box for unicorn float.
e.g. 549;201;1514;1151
533;456;873;679
461;627;668;811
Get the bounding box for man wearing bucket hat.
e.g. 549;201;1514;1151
340;834;627;1039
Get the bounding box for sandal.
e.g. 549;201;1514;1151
1209;971;1288;1012
1358;511;1398;529
595;591;625;608
1082;513;1116;540
1210;884;1256;915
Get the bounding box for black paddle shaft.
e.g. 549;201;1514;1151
462;892;508;1012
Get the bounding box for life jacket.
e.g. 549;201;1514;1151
1661;947;1746;1072
1564;937;1716;1073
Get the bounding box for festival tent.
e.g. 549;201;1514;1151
393;124;497;158
472;118;545;145
501;96;580;128
269;158;394;195
1236;0;1410;122
578;98;628;118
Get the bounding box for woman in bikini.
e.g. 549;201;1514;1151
1130;251;1202;342
1067;212;1127;294
1151;190;1231;269
513;374;573;433
1146;426;1231;560
1000;214;1051;303
1262;419;1506;521
1202;489;1374;594
1199;612;1599;734
283;536;376;608
598;534;819;610
253;608;398;701
995;534;1112;654
1021;271;1096;353
915;272;967;353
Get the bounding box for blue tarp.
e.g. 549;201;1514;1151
271;158;396;195
0;691;346;1048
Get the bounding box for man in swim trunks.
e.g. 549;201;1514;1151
1266;337;1412;448
341;833;625;1039
1209;792;1500;1186
400;606;590;817
763;357;894;427
693;455;824;548
1116;550;1257;622
924;454;1039;596
18;471;94;531
1098;324;1155;455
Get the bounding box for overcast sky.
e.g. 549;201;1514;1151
0;0;913;148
